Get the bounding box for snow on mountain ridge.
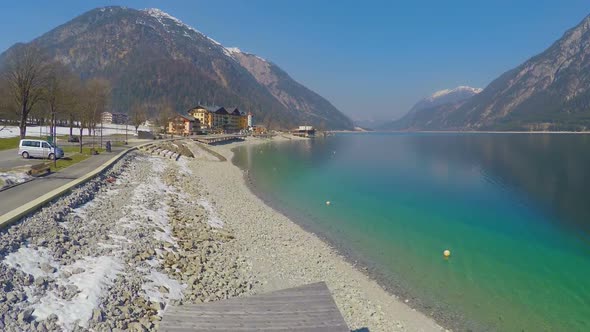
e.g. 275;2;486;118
429;86;482;100
142;8;237;58
143;8;198;33
225;47;242;54
225;47;267;62
141;8;265;61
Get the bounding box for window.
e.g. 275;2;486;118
23;141;41;147
42;142;50;148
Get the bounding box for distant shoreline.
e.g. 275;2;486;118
330;129;590;134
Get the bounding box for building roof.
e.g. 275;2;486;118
172;113;196;121
188;104;220;113
188;105;207;113
188;105;247;116
215;107;228;115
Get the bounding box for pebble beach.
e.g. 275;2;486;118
0;136;444;331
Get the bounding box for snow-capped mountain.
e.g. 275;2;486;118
383;13;590;131
379;86;481;130
413;86;482;113
0;6;353;129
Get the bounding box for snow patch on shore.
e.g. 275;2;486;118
141;270;186;312
33;256;123;329
198;198;223;228
178;157;193;175
3;247;59;279
151;157;167;174
3;247;122;330
72;200;98;217
0;171;32;189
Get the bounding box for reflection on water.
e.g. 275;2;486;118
407;133;590;243
233;133;590;331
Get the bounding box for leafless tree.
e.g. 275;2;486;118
1;45;50;138
156;102;174;135
45;63;77;140
0;80;12;131
78;78;110;152
129;102;147;132
63;75;83;137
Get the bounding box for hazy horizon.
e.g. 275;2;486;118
1;0;589;123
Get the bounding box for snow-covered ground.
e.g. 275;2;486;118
5;247;123;330
0;151;252;331
0;124;152;138
0;171;32;190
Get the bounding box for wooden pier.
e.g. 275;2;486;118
193;134;246;145
160;282;349;331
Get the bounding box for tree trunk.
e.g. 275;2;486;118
19;124;27;139
79;127;83;153
19;106;28;139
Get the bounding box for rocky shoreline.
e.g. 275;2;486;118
192;136;445;332
0;137;444;331
0;149;254;331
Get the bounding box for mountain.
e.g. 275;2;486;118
380;86;482;130
446;14;590;131
227;47;352;129
0;7;352;129
409;86;483;113
385;14;590;131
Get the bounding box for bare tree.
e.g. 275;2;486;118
78;78;110;152
63;75;83;137
1;45;50;138
45;63;77;141
0;80;13;131
129;102;147;132
157;103;175;137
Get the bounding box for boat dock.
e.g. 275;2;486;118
193;134;246;145
160;282;349;331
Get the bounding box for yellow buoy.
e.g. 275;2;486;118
443;249;451;258
326;201;331;206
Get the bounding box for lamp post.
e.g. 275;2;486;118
52;110;57;168
100;117;103;149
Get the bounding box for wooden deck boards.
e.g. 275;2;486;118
160;282;349;331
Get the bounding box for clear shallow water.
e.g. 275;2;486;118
233;133;590;331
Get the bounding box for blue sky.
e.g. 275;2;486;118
1;1;589;122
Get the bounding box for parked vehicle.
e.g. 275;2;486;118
18;139;64;160
67;135;80;142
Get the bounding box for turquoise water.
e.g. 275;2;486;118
232;133;590;331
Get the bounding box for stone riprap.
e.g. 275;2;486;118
0;137;444;332
0;151;253;332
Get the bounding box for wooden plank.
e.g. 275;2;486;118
160;282;348;332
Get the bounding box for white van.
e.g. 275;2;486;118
18;139;64;160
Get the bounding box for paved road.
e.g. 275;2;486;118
0;138;148;170
0;149;46;170
0;140;148;216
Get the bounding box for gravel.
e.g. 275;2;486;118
0;151;254;331
0;137;447;332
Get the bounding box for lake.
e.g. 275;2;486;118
232;133;590;331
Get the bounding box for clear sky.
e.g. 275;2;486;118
1;1;589;122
